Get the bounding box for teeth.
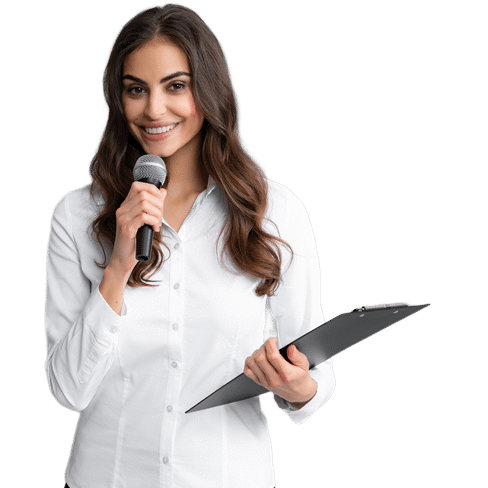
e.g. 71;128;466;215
144;123;178;134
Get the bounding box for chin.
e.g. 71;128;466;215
145;145;177;159
135;139;171;157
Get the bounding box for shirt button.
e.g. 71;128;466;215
171;361;178;368
172;323;178;331
163;456;169;464
167;405;173;412
110;326;118;334
173;283;180;290
174;243;180;250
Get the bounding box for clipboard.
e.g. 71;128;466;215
185;302;429;413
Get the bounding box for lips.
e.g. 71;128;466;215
144;123;179;134
141;122;180;141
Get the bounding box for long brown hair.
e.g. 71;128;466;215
89;4;293;296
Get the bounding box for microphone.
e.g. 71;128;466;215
133;154;167;262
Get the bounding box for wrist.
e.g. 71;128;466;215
100;264;132;316
105;261;134;282
289;379;318;410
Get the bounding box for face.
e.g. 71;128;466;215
122;37;204;160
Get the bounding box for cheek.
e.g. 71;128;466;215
122;97;139;123
190;98;204;125
180;96;204;124
124;108;131;121
122;106;131;123
189;97;199;116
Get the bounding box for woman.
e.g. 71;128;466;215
45;4;336;487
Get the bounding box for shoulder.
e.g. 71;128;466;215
51;183;103;230
266;178;309;221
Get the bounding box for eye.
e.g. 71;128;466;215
126;86;145;95
169;82;186;92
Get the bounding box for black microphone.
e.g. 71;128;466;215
133;155;167;262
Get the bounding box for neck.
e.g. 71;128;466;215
161;132;208;198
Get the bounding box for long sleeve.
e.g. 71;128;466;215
267;183;336;424
44;190;126;412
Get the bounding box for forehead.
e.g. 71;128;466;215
123;37;190;76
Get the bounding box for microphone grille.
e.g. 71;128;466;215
133;154;167;185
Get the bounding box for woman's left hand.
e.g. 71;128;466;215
244;338;317;406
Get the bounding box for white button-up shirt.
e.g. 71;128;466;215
44;176;336;488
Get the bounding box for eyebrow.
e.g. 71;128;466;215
122;71;191;85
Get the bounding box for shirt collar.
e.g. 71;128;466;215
207;175;218;196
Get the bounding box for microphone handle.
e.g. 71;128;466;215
135;177;163;262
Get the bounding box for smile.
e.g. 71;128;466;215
143;123;179;134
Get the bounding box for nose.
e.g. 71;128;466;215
144;90;167;119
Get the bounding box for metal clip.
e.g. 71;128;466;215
352;303;409;313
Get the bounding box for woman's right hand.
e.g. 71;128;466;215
108;181;167;276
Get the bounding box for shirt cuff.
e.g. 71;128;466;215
274;359;336;424
83;284;127;344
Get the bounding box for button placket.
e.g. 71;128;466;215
160;235;184;483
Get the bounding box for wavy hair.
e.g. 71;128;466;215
89;4;293;296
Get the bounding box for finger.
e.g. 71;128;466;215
120;199;158;228
119;201;163;235
122;181;166;210
159;187;167;203
284;343;310;375
245;354;270;387
135;209;162;233
128;196;164;225
136;190;166;212
252;349;281;387
126;181;164;204
264;338;289;378
128;187;165;211
244;363;261;385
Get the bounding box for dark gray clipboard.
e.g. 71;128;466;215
185;302;429;413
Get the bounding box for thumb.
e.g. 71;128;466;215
288;344;309;369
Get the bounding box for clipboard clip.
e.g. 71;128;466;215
352;303;409;313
